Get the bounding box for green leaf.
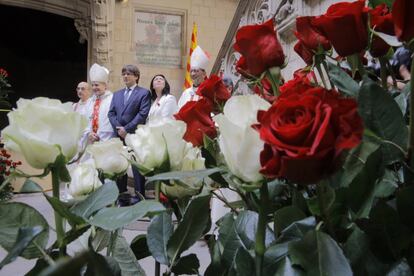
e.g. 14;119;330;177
44;194;85;226
358;201;411;262
71;181;119;219
205;236;225;276
51;225;91;250
0;202;49;259
112;235;146;276
358;77;408;163
167;195;211;262
85;252;121;276
375;169;398;198
147;212;173;265
91;228;111;252
307;182;335;217
89;200;165;231
276;217;316;244
347;148;384;218
130;234;151;260
292;189;309;215
38;251;90;276
275;256;305;276
59;165;71;183
171;254;200;275
25;251;60;276
289;230;352;276
394;93;408;116
147;168;222;184
220;211;274;266
326;62;359;97
19;179;43;193
332;139;380;188
234;247;254;276
274;206;306;235
343;226;390;275
263;243;289;274
368;0;394;8
0;226;43;269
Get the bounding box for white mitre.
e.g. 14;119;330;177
190;46;210;70
89;63;109;83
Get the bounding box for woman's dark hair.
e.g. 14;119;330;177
149;74;170;101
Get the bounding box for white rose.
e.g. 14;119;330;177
68;162;102;199
125;118;188;173
213;95;270;183
161;143;205;199
2;97;88;169
87;138;129;177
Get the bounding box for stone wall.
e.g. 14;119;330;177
111;0;238;98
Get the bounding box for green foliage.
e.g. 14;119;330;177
0;202;49;259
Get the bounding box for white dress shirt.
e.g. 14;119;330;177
148;94;178;122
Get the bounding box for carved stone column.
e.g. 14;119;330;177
90;0;115;69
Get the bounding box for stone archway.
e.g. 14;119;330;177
0;0;115;70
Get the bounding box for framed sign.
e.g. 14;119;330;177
134;10;184;68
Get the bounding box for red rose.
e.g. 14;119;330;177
174;98;217;147
369;4;394;57
279;69;315;95
392;0;414;42
234;19;285;77
295;16;331;51
0;68;8;78
196;75;231;106
254;86;363;184
312;0;368;57
294;40;315;65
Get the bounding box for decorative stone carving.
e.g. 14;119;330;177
74;17;91;44
90;0;114;68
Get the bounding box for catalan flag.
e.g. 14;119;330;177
183;23;198;89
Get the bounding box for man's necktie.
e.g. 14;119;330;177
124;88;131;105
91;97;101;133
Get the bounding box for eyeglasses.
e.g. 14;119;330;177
76;87;86;91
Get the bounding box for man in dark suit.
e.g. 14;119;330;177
108;64;151;205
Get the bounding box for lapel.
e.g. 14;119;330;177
121;86;138;115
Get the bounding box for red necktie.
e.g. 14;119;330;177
91;98;101;133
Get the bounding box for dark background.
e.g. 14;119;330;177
0;4;88;128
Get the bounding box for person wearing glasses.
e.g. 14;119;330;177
73;81;91;117
177;46;210;109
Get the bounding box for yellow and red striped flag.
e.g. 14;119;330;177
183;23;198;89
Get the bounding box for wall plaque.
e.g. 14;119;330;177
134;10;183;68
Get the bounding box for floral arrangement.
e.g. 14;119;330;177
1;0;414;275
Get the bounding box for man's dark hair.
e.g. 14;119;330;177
122;64;140;83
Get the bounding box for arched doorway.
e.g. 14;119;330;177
0;4;88;127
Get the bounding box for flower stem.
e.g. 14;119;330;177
316;64;328;89
379;57;388;89
408;56;414;183
321;60;335;89
255;182;269;276
51;167;65;256
316;181;335;239
155;181;161;276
